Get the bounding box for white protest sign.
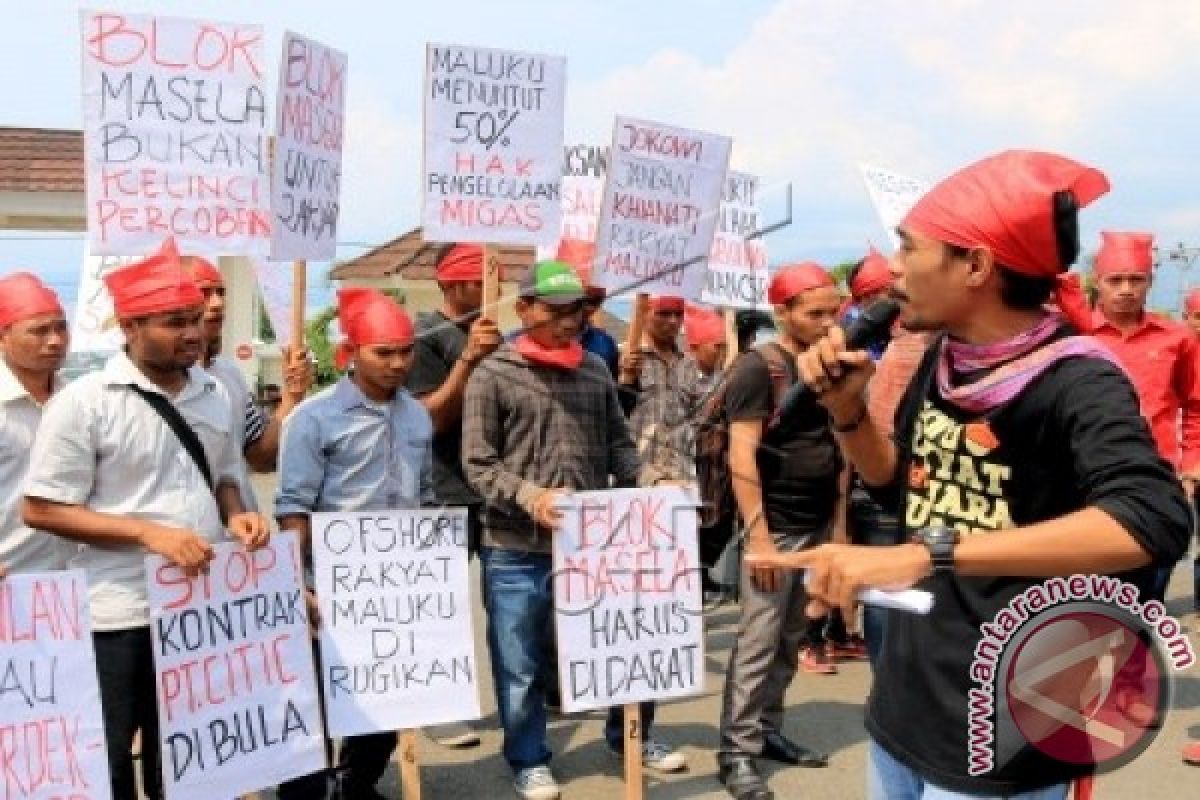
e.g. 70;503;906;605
536;144;610;260
554;487;704;713
271;31;347;261
0;570;112;800
596;117;731;301
80;10;271;256
147;534;324;800
859;163;929;251
310;508;481;736
701;171;769;310
422;43;566;245
251;259;295;350
70;243;133;353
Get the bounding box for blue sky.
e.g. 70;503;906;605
4;0;1200;315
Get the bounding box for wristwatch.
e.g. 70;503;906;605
914;525;959;576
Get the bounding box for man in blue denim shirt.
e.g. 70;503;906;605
275;288;435;800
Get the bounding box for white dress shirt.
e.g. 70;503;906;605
25;351;240;631
0;360;67;573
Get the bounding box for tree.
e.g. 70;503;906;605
830;260;859;292
305;306;339;388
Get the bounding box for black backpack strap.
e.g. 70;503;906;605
126;385;216;495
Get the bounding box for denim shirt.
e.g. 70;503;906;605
276;376;436;515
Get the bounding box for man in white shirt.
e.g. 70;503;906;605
182;254;313;509
23;238;270;800
0;272;69;575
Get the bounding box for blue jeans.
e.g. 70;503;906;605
849;489;901;668
480;547;655;771
868;740;1068;800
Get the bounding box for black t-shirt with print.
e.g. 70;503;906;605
866;327;1191;795
723;344;842;535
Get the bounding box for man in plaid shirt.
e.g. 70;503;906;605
463;261;687;800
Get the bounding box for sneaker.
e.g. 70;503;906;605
800;645;838;675
427;721;481;748
513;766;561;800
826;634;869;662
641;738;688;773
1183;740;1200;765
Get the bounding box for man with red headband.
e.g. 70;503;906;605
276;288;434;800
404;242;501;748
765;151;1189;798
181;253;313;511
0;272;69;576
557;237;620;377
463;261;685;799
23;238;270;800
620;294;714;485
717;263;842;800
1090;231;1200;604
843;246;895;360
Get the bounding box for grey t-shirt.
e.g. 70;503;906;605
406;310;481;506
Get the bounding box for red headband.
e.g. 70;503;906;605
103;237;205;319
0;272;64;329
182;255;223;287
336;288;415;369
767;262;835;305
849;246;893;300
650;295;686;313
436;243;485;283
1093;231;1154;276
684;305;725;347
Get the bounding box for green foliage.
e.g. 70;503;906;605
305;306;340;388
257;303;276;343
830;260;859;291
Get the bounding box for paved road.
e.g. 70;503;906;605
245;477;1200;799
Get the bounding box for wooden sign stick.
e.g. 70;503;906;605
291;259;307;348
723;307;739;368
624;703;644;800
625;293;650;356
397;729;422;800
482;244;502;322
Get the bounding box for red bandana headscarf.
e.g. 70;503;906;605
1093;231;1154;276
335;288;415;370
436;244;486;283
684;305;726;348
0;273;64;329
103;237;204;319
767;262;835;305
902;150;1110;334
849;246;893;301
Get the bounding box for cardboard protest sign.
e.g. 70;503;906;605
859;163;929;251
595;117;731;301
70;244;134;353
271;32;347;261
80;10;271;256
554;487;705;713
310;508;481;736
0;570;112;800
251;259;295;350
422;43;567;245
701;171;769;310
147;534;324;800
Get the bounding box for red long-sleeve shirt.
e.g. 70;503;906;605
1091;310;1200;471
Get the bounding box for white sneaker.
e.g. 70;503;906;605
513;765;561;800
426;721;481;748
641;738;688;772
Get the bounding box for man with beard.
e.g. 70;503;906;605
23;238;270;800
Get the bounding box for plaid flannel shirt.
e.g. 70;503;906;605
462;344;640;553
627;348;710;485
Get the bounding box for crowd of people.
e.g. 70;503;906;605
0;148;1196;800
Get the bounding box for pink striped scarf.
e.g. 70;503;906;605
937;315;1121;414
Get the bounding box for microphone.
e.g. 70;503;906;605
776;298;901;419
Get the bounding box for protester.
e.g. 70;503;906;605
463;260;685;800
842;246;895;359
274;287;432;800
182;252;314;510
22;238;270;800
762;150;1190;798
1090;231;1200;603
0;272;69;575
717;263;842;800
1184;289;1200;339
556;237;619;377
405;242;501;748
619;294;712;485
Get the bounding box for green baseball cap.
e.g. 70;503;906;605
519;259;585;306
